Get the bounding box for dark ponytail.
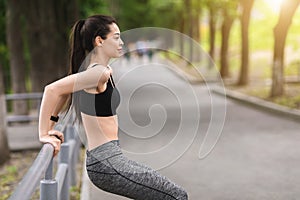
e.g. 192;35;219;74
69;19;86;75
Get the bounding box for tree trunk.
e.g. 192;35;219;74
0;64;10;165
6;0;28;115
25;0;58;92
186;0;193;62
271;0;300;97
179;10;185;56
54;0;78;77
193;0;201;62
25;0;77;93
237;0;255;86
220;9;235;78
208;7;216;63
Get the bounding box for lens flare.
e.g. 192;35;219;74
264;0;284;13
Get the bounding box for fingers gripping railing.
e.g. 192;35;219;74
9;124;81;200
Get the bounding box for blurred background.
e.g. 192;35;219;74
1;0;300;112
0;0;300;198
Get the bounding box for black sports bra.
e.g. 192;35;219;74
79;66;120;117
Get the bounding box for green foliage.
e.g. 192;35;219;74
286;60;300;76
245;86;270;99
110;0;183;31
225;0;239;18
0;0;10;93
1;0;300;95
70;186;81;200
148;0;183;30
0;165;18;199
113;0;153;30
79;0;110;18
274;94;300;109
0;0;7;54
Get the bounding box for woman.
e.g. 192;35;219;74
39;14;188;200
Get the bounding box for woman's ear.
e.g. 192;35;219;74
94;36;103;47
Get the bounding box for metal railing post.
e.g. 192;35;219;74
66;124;77;186
40;150;57;200
40;180;58;200
59;143;70;200
45;158;53;180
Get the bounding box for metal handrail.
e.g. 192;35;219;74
9;143;54;199
9;112;80;200
5;92;43;100
5;92;43;123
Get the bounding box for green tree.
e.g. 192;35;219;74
0;62;10;165
220;0;238;78
204;0;222;63
0;0;9;92
23;0;78;93
115;0;154;30
6;0;28;115
237;0;255;85
80;0;109;18
0;0;10;165
181;0;203;62
271;0;300;97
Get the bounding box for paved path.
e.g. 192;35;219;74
81;57;300;200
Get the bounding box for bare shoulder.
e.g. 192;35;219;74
76;64;112;90
85;64;111;76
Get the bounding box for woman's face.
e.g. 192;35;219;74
101;23;124;58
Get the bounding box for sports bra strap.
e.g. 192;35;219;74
110;75;116;88
89;63;115;87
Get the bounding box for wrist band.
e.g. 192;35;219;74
50;115;59;122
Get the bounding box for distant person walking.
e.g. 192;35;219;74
38;14;188;199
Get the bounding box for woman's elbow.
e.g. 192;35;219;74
44;84;60;97
44;84;70;98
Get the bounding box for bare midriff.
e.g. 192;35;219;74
81;113;119;150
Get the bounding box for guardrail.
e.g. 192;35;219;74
9;119;81;200
5;92;43;123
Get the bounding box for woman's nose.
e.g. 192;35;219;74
120;39;124;46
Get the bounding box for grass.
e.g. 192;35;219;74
0;150;39;200
0;166;18;200
227;83;300;110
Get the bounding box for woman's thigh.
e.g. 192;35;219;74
87;155;188;200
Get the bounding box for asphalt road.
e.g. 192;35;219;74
82;56;300;200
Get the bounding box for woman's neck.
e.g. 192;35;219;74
90;52;110;66
90;58;109;66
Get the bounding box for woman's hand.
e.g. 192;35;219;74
39;130;64;156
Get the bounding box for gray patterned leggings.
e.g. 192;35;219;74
86;140;188;200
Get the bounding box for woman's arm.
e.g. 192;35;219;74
48;94;69;130
39;65;111;155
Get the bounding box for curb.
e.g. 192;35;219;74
212;86;300;122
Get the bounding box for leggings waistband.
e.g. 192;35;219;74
86;140;122;162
